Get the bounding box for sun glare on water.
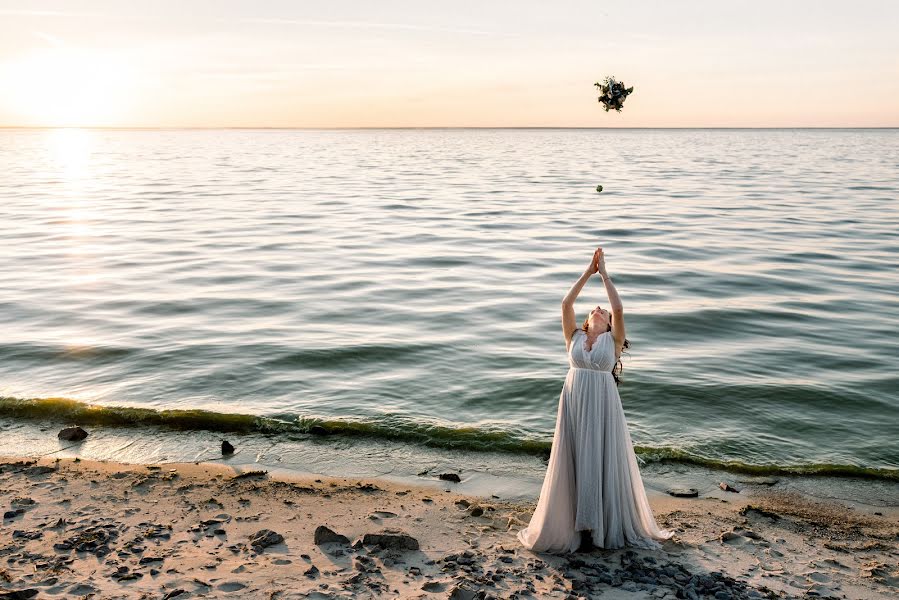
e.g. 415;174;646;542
1;47;136;127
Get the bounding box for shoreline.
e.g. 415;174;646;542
1;455;896;599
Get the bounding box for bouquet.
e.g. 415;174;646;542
594;76;634;112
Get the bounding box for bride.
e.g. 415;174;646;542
517;246;674;553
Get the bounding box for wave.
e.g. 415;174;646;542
1;396;896;482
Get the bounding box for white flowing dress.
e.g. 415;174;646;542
517;328;674;553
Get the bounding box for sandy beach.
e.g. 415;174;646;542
1;455;896;600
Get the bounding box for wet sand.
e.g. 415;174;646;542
0;456;896;599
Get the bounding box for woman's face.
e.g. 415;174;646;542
590;305;612;331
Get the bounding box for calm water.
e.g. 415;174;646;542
1;128;897;478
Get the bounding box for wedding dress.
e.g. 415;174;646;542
517;328;674;553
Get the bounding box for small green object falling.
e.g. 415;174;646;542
596;185;603;193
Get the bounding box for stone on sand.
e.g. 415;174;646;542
666;487;699;497
248;529;284;550
57;426;88;441
361;529;420;551
313;525;350;545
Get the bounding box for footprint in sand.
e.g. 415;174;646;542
368;510;398;520
804;570;832;583
216;581;248;592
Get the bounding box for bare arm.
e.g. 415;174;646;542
597;249;626;354
562;250;600;350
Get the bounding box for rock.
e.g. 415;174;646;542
304;565;319;578
248;529;284;550
439;473;461;482
161;591;187;600
666;487;698;498
421;581;444;592
596;185;603;193
719;531;743;543
455;499;471;509
469;506;484;517
361;530;420;551
719;482;740;493
57;426;88;441
449;580;483;600
314;525;350;545
221;440;235;455
3;509;23;519
309;425;329;435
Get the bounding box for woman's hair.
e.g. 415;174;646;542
582;314;630;386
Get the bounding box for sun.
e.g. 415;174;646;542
1;47;137;127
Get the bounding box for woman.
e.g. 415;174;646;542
517;246;673;553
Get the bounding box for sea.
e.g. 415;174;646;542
1;128;897;503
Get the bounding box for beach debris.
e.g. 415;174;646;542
596;185;603;193
666;487;699;498
719;481;741;493
360;529;420;551
439;472;461;483
221;440;234;455
57;426;88;441
54;523;119;555
248;529;284;551
313;525;350;545
230;470;267;481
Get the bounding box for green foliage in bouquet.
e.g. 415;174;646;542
594;76;634;112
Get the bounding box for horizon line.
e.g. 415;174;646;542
2;125;898;131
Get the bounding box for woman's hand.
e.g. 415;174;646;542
587;247;607;276
595;247;607;276
586;249;600;275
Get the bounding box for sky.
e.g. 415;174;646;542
0;0;897;128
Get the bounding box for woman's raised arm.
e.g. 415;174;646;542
562;249;600;350
596;248;627;353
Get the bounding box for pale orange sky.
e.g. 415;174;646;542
0;0;897;128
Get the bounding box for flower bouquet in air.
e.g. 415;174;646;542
594;76;634;112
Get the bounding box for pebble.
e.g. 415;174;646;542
666;487;699;498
